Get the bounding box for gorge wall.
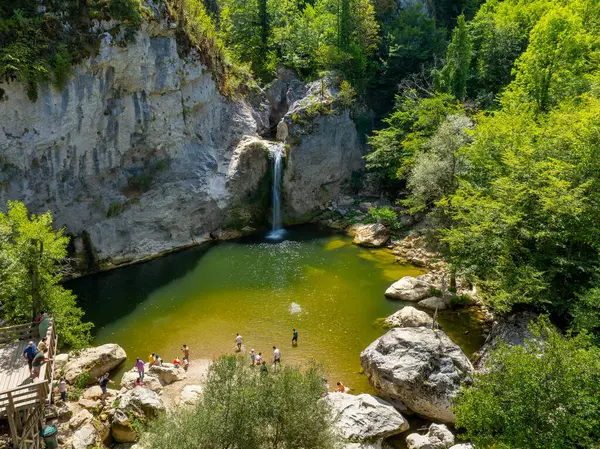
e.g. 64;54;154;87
0;10;365;271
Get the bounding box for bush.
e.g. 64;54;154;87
454;317;600;449
141;355;336;449
368;206;398;228
449;294;470;308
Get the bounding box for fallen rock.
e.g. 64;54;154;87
78;398;101;411
406;424;455;449
121;370;163;392
148;363;187;385
54;353;69;370
112;410;138;443
82;386;104;400
475;312;538;370
116;387;166;420
418;297;449;311
360;327;473;423
449;445;473;449
64;344;127;384
71;423;97;449
179;385;203;405
325;393;408;444
385;276;432;301
69;409;93;430
351;223;390;247
384;306;433;328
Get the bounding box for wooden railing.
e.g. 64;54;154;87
0;318;58;449
0;324;38;345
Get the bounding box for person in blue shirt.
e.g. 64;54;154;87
22;341;37;374
292;329;299;346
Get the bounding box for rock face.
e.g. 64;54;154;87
385;276;432;301
112;387;166;443
406;424;455;449
384;306;433;328
0;13;365;270
475;312;537;370
72;423;98;449
325;393;408;446
360;327;473;423
351;224;390;247
64;344;126;384
281;76;364;222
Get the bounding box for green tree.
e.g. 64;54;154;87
503;5;596;113
142;355;335;449
454;318;600;449
436;14;473;100
0;201;92;347
405;114;473;214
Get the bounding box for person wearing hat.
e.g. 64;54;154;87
23;341;37;374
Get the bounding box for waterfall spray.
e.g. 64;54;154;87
267;143;285;240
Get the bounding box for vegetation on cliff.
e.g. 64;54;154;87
142;355;335;449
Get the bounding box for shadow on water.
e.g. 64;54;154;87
66;243;215;333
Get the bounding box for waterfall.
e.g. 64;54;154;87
267;143;286;240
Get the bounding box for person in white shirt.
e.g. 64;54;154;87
255;352;262;364
235;334;243;351
272;346;281;365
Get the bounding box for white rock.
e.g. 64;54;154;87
71;423;97;449
361;328;473;423
64;344;127;384
325;393;409;443
178;385;203;406
384;306;433;328
121;369;162;392
351;223;390;247
116;387;166;419
69;409;93;430
449;445;473;449
385;276;432;301
148;363;186;385
406;424;455;449
54;353;69;370
418;297;449;311
82;385;104;400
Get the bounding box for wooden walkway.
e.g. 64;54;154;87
0;340;35;394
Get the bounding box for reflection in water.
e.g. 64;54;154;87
68;226;483;392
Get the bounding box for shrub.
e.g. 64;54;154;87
449;294;470;308
368;206;398;228
107;201;124;217
454;317;600;449
429;287;443;297
141;355;336;449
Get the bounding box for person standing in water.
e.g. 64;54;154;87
292;329;299;346
255;352;262;365
272;346;281;366
235;334;243;351
250;349;255;365
182;344;190;361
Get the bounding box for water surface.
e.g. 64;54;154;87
69;226;482;392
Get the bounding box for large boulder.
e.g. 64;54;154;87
148;363;187;385
385;276;432;301
325;393;408;444
406;424;455;449
71;423;97;449
112;410;138;443
384;306;433;328
450;445;473;449
418;297;449;311
351;224;390;247
69;409;93;430
64;344;127;384
475;312;538;370
116;387;166;419
121;368;163;392
360;327;473;423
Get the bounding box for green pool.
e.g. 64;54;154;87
68;226;483;393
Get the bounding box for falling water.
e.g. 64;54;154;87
266;143;286;240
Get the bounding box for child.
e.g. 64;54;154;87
173;357;181;367
58;377;67;402
135;377;142;387
183;358;190;372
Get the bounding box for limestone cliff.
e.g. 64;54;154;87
0;11;364;271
